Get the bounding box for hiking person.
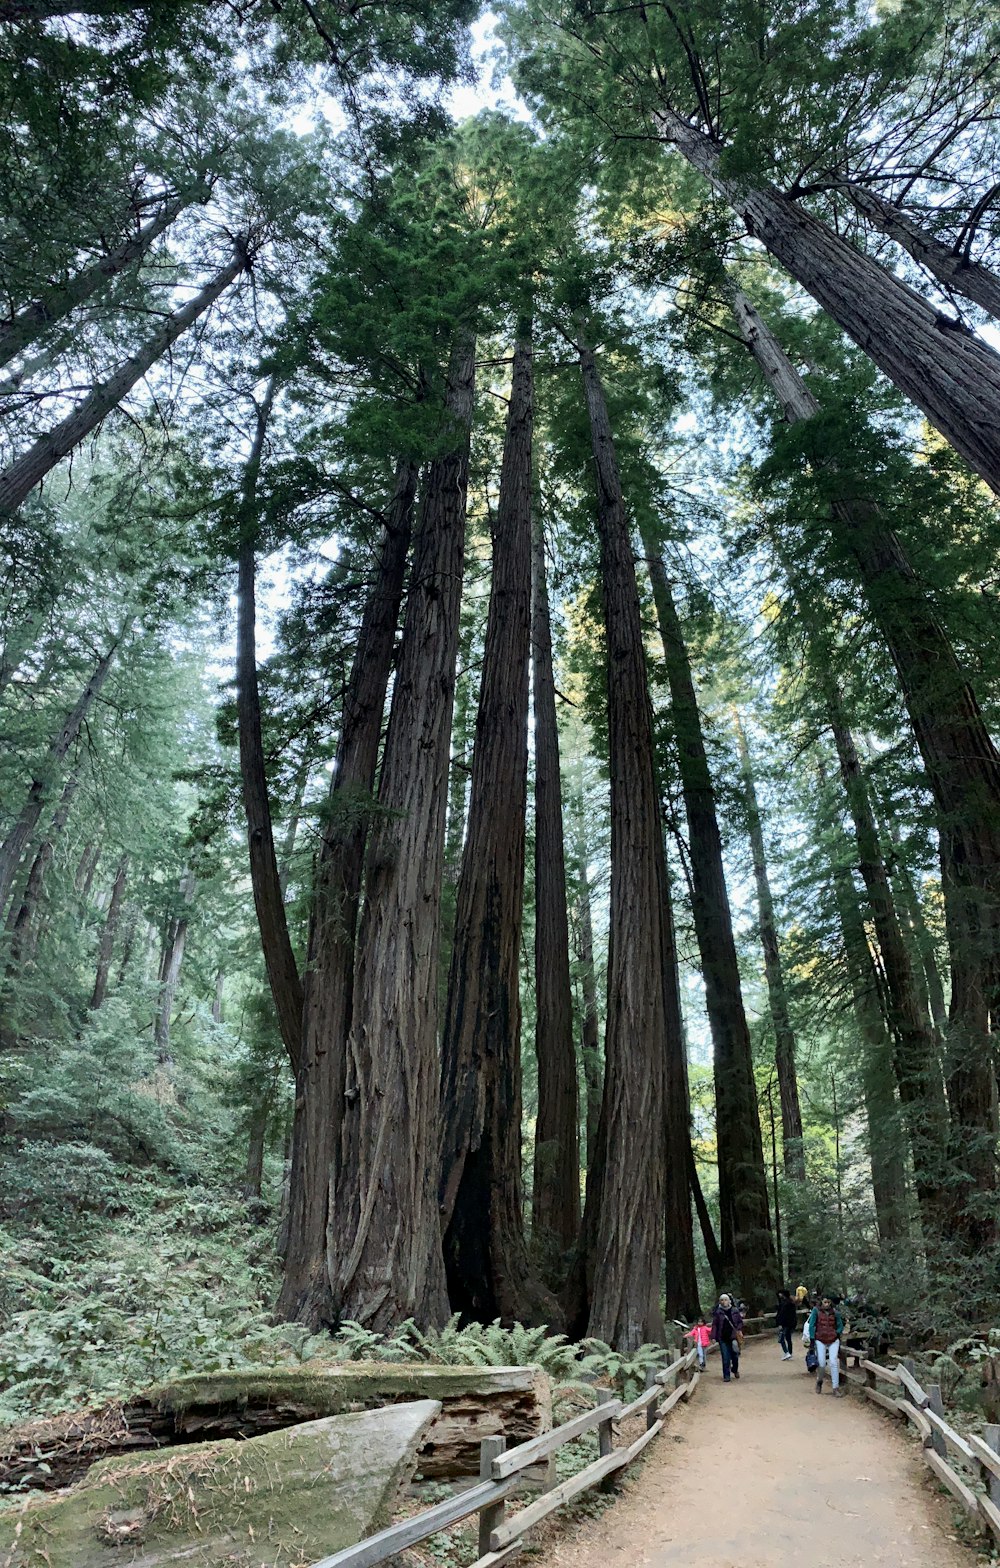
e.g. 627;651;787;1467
775;1290;797;1360
794;1282;809;1309
804;1294;846;1395
685;1315;712;1369
711;1293;744;1382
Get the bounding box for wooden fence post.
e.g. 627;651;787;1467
926;1384;947;1458
984;1426;1000;1511
644;1365;659;1432
597;1389;617;1494
478;1436;506;1558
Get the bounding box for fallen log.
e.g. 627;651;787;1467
0;1364;552;1491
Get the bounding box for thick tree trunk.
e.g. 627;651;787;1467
845;183;1000;325
529;507;580;1262
658;110;1000;494
733;713;805;1181
656;829;701;1318
276;459;415;1329
89;853;128;1009
574;822;603;1174
0;190;198;371
4;772;78;970
329;337;475;1330
0;242;249;514
439;332;550;1324
153;867;195;1066
0;632;123;918
235;378;303;1073
578;339;667;1348
642;536;775;1299
729;279;1000;1236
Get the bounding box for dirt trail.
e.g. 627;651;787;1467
541;1338;979;1568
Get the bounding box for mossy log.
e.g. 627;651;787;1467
0;1400;438;1567
0;1363;551;1491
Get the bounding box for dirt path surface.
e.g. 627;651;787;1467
541;1340;979;1568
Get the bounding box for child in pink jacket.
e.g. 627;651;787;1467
685;1317;711;1369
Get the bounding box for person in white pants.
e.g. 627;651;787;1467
804;1296;846;1395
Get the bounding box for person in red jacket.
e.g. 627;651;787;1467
684;1316;712;1369
805;1295;846;1395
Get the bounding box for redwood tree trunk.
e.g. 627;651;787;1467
154;867;195;1066
845;182;1000;325
529;506;580;1263
643;538;775;1300
439;332;551;1324
729;279;1000;1237
89;853;128;1009
329;336;475;1330
235;378;303;1073
276;459;416;1329
0;189;198;370
733;713;805;1182
0;241;249;514
574;819;603;1175
579;339;667;1348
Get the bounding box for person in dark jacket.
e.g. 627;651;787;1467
805;1295;846;1395
711;1293;744;1382
775;1290;798;1360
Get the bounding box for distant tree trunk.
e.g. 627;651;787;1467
276;458;416;1329
278;762;309;895
659;110;1000;494
439;331;551;1324
642;537;775;1299
656;831;701;1319
329;335;475;1331
0;630;124;917
845;183;1000;325
728;277;1000;1240
0;241;250;514
688;1146;725;1288
242;1108;268;1201
529;507;580;1263
573;819;603;1174
89;853;128;1009
154;867;196;1065
115;903;139;989
733;713;806;1182
890;854;948;1037
4;772;78;968
0;189;200;371
577;338;667;1348
211;969;225;1024
235;377;303;1073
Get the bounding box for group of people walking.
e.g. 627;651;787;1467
685;1286;848;1395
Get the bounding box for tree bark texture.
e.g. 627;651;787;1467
89;853;128;1010
846;183;1000;325
4;772;78;971
439;333;548;1324
0;632;123;919
643;539;775;1300
730;279;1000;1234
329;336;475;1330
658;110;1000;495
579;339;667;1348
529;508;580;1261
0;190;198;371
276;460;416;1330
235;377;303;1074
655;828;700;1318
733;714;805;1181
0;242;249;515
154;867;196;1066
574;822;603;1175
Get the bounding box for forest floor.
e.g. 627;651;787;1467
533;1339;981;1568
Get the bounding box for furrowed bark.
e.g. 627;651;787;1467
439;332;552;1324
733;713;805;1182
846;183;1000;326
642;533;775;1300
0;631;124;918
0;241;249;515
89;852;128;1010
235;377;303;1074
574;813;603;1174
330;336;475;1331
0;190;197;371
729;279;1000;1236
277;458;416;1329
658;110;1000;495
655;823;700;1318
579;338;667;1349
529;505;580;1263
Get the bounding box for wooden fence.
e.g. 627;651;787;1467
839;1345;1000;1545
307;1348;702;1568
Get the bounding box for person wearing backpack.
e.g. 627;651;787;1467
804;1295;846;1395
711;1293;744;1383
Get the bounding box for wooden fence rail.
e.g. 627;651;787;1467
844;1347;1000;1546
307;1349;701;1568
